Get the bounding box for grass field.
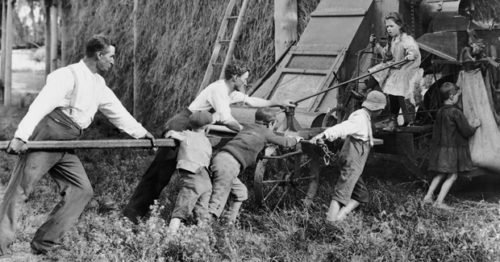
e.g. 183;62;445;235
1;50;500;261
0;112;500;261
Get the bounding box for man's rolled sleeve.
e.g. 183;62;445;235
98;87;147;139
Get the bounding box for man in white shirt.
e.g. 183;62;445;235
123;63;296;223
310;90;386;222
0;35;154;255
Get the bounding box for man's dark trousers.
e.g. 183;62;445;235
0;109;91;254
123;109;191;223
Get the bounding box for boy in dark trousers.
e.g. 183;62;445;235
166;111;214;232
311;90;386;222
208;108;301;224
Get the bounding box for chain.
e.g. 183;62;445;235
318;143;337;166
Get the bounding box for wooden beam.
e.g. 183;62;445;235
0;139;177;150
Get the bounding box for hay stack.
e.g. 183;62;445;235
64;0;320;130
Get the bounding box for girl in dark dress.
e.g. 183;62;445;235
423;82;481;209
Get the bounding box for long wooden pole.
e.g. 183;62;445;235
3;0;13;106
0;139;177;150
294;60;409;104
133;0;138;117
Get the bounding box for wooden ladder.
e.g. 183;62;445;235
197;0;250;94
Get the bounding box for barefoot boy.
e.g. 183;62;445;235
311;90;386;222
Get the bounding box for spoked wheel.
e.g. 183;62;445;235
253;145;320;210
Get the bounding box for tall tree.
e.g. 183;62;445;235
49;0;57;71
43;0;51;76
60;0;70;66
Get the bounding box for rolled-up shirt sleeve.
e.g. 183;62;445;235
14;69;73;142
98;86;147;139
323;115;364;141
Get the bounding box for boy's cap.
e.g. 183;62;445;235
255;108;277;124
362;90;386;111
189;110;213;129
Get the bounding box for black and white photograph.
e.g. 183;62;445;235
0;0;499;261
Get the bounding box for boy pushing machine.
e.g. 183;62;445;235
311;90;387;222
208;108;301;224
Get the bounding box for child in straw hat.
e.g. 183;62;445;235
311;90;386;222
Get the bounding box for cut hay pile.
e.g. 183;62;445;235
64;0;320;131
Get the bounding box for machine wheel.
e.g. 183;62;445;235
253;145;318;210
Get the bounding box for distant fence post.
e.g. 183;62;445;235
3;0;13;106
1;0;6;104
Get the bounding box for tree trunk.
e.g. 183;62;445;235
60;0;70;66
28;0;36;44
274;0;297;61
3;0;13;106
44;0;51;76
50;1;58;71
133;0;138;117
1;0;6;83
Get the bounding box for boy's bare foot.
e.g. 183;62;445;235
325;200;340;221
336;211;348;221
433;202;454;210
325;217;338;225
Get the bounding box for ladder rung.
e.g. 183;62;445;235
227;16;238;19
212;63;224;66
219;39;231;44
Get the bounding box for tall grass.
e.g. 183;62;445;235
1;110;499;261
32;150;500;261
63;0;320;131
